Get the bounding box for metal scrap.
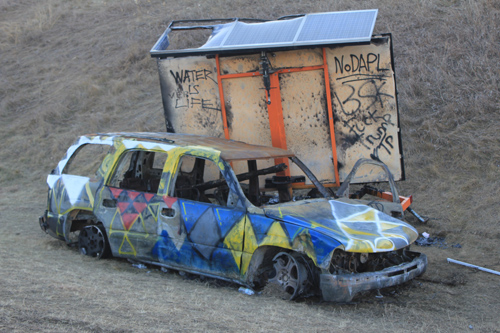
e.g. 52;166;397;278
415;236;461;249
447;258;500;276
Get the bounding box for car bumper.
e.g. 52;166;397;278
319;251;427;303
39;210;65;240
39;212;48;232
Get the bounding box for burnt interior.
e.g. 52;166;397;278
173;156;331;207
112;151;166;193
328;247;419;274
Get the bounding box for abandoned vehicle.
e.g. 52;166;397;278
39;132;427;302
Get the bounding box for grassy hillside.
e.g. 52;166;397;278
0;0;499;330
2;0;499;240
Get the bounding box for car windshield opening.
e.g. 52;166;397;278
228;156;332;207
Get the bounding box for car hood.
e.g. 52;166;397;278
263;199;418;253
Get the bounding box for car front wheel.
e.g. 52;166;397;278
267;252;311;300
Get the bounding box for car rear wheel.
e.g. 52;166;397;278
267;252;310;300
78;225;110;259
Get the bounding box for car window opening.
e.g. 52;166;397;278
62;143;111;179
109;150;168;193
172;155;237;207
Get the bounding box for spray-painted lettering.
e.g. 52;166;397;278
334;53;389;75
169;69;217;85
168;69;220;111
334;53;396;161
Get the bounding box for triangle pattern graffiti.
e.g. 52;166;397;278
133;202;148;214
119;235;136;256
122;213;139;230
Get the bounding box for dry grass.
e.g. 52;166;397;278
1;0;500;331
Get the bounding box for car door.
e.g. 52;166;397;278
154;151;246;279
96;149;169;260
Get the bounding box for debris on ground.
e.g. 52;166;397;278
447;258;500;276
406;207;429;223
238;287;255;296
415;236;461;249
128;259;147;269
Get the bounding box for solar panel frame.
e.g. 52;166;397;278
151;9;378;57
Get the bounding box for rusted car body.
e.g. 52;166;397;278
40;132;426;302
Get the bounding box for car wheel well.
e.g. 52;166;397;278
64;210;102;244
247;246;319;291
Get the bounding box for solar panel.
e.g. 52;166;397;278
296;10;378;43
151;9;378;56
223;18;303;46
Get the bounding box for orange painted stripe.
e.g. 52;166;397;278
218;65;325;80
275;65;325;74
215;55;230;140
217;52;339;183
267;73;290;176
219;71;261;79
322;48;340;186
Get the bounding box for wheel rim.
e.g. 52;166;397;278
78;225;106;258
268;252;308;300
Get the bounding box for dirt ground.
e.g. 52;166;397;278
1;0;499;331
1;189;499;331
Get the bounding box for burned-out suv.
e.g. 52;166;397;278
39;132;426;302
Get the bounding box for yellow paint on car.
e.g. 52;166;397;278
259;222;292;249
222;216;245;270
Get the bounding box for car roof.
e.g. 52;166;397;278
92;132;295;161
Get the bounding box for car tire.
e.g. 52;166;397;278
266;252;311;300
78;225;110;259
